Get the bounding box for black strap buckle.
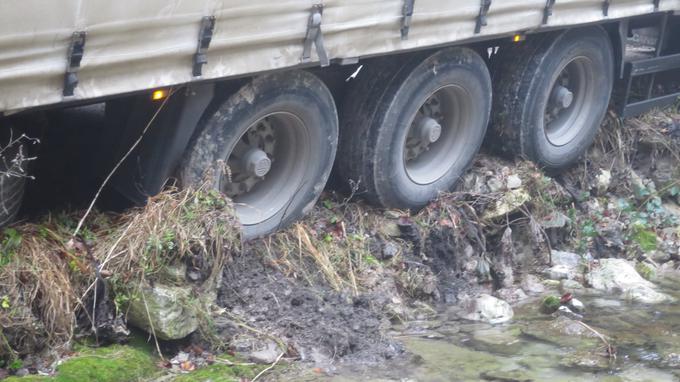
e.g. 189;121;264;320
193;16;216;77
302;4;329;67
475;0;492;34
63;32;86;97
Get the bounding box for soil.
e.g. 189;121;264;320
215;253;403;365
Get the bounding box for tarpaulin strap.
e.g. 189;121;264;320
603;0;611;16
654;0;661;11
63;32;86;97
543;0;556;24
401;0;415;40
193;16;216;77
475;0;492;34
302;4;329;67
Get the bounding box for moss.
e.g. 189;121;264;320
635;261;656;281
169;356;266;382
540;295;561;314
6;338;159;382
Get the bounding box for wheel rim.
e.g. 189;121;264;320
543;56;597;147
403;85;472;185
221;112;310;226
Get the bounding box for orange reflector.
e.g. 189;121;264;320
513;34;525;43
151;89;168;101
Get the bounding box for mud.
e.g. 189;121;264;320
215;253;403;365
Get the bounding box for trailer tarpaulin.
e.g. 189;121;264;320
0;0;677;112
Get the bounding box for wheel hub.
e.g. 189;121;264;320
242;148;271;177
418;117;442;144
552;85;574;109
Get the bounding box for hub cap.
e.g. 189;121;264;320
544;57;596;147
403;85;472;185
221;113;309;225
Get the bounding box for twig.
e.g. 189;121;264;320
576;320;616;359
72;89;175;238
251;352;284;382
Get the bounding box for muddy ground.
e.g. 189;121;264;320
0;103;678;380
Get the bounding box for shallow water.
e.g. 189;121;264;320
288;282;680;381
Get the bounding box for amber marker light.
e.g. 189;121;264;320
151;89;168;101
513;34;526;43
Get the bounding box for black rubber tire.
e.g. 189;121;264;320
491;27;614;170
336;47;492;209
0;130;27;227
180;70;338;239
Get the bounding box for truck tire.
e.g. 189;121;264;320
180;70;338;239
0;131;27;227
336;47;492;209
492;27;614;169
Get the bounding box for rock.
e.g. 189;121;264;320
506;174;522;189
126;283;200;340
520;274;545;294
595;169;612;194
544;251;583;281
381;241;400;260
560;349;612;372
14;369;29;377
635;261;657;281
248;340;281;364
587;258;673;304
658;261;680;281
624;285;672;304
544;264;575;280
539;212;570;229
551;250;583;269
630;170;656;201
483;189;531;220
649;250;672;264
560;279;584;293
568;298;585;313
469;326;523;355
159;264;188;283
495;288;528;304
461;294;514;324
486;177;503;193
480;369;532;382
542;279;561;288
378;221;402;238
521;316;601;347
651;156;677;190
556;306;583;321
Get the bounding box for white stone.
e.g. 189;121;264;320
506;174;522;189
461;294;514;324
568;298;585;313
595;169;611;194
544;264;575;280
521;274;545;294
587;258;673;304
551;250;583;269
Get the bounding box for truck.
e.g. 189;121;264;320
0;1;679;238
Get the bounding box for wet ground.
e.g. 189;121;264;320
281;283;680;381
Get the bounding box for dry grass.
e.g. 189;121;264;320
0;186;240;362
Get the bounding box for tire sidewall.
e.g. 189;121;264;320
181;71;338;239
524;28;614;168
373;48;492;207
